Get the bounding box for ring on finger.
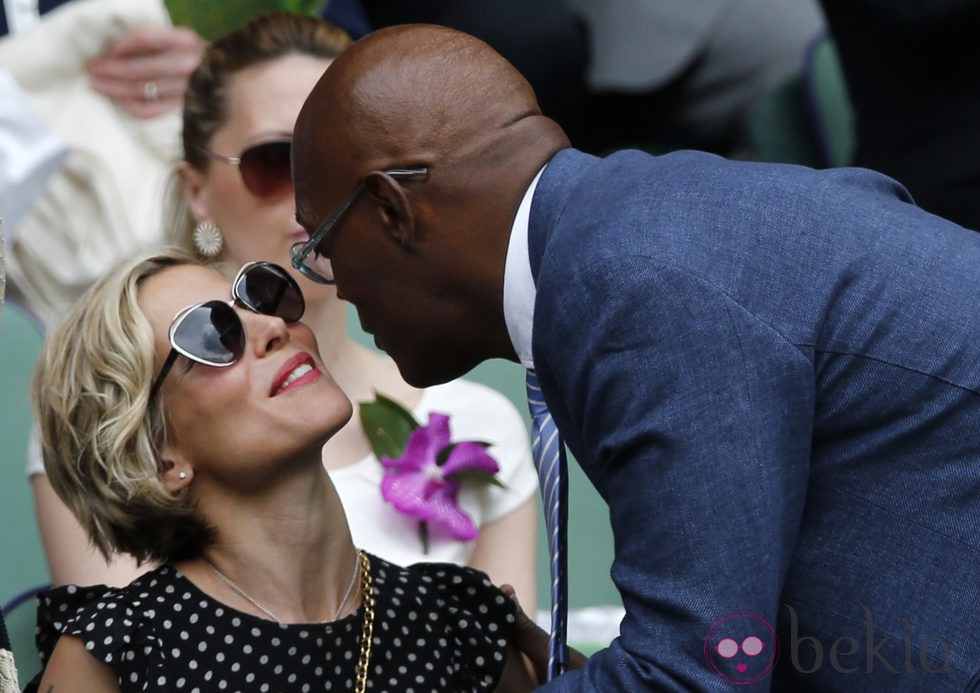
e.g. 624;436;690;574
143;81;159;102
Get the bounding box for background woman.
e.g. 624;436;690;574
29;12;539;613
28;250;535;691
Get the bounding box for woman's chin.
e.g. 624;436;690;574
311;399;354;443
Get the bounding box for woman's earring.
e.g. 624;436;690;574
193;220;223;257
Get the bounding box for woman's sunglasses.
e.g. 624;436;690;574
195;139;292;199
149;261;305;397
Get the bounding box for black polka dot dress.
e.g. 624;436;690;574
30;554;516;692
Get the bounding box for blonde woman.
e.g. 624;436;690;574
29;12;539;615
29;249;541;691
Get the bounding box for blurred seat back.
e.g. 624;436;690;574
747;32;855;169
0;300;49;686
803;33;855;168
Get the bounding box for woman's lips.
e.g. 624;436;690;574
271;352;320;396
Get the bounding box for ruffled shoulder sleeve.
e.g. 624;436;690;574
395;560;517;690
34;569;168;683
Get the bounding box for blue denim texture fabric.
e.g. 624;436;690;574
528;148;980;691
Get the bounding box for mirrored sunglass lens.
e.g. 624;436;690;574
172;303;245;365
235;265;305;321
239;141;291;198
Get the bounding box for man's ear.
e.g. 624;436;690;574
158;447;194;494
363;170;417;248
177;160;211;224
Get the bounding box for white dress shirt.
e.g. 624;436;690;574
502;166;546;369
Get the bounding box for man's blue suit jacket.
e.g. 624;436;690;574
528;148;980;691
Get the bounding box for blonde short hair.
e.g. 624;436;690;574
31;248;214;564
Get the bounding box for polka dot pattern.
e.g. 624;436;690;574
32;555;515;691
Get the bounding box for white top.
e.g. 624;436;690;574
330;379;538;567
503;166;546;369
27;378;538;568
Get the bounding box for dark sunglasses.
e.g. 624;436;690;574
195;139;292;199
149;261;305;397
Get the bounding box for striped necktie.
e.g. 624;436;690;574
526;369;569;680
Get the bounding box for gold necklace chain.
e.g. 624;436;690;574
204;549;373;690
355;549;374;693
204;548;361;623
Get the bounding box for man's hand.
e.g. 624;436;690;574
87;25;205;119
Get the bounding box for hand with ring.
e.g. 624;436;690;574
88;24;206;119
143;80;160;102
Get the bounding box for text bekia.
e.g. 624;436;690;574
785;604;953;675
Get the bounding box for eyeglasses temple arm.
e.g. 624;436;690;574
295;182;366;264
149;349;179;400
385;168;429;181
294;167;428;266
194;145;240;166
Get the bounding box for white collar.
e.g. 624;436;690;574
502;165;546;370
3;0;40;34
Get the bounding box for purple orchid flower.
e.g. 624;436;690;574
380;412;500;541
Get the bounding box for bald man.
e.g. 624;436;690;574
293;24;980;691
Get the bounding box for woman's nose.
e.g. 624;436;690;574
242;310;290;356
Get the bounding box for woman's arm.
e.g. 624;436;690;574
37;635;121;692
31;474;151;587
468;495;538;616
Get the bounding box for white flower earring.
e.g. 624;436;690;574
193;220;223;257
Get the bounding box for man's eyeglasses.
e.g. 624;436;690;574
196;140;292;199
290;167;429;285
149;261;305;397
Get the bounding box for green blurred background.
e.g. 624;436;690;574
165;0;324;40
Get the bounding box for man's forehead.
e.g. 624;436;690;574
294;186;329;231
293;166;355;232
292;144;341;230
294;206;316;232
292;163;324;229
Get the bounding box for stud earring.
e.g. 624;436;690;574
178;471;188;480
193;220;223;257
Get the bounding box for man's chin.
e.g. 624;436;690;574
392;351;466;389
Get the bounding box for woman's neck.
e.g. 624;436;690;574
179;464;361;623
